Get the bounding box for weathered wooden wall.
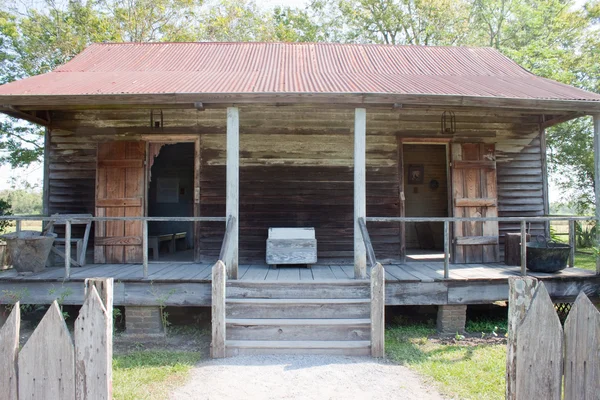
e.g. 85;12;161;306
46;105;545;262
496;136;546;255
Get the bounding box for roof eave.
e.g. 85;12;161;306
1;92;600;114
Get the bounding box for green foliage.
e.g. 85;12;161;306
0;197;11;233
0;182;43;216
575;221;597;248
113;351;200;400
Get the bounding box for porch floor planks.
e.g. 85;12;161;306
384;265;421;282
240;264;270;281
264;267;280;281
398;264;436;283
0;262;595;284
299;267;314;281
310;265;337;281
277;266;301;281
236;264;251;280
330;265;350;280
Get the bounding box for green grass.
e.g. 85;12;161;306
575;252;596;271
113;351;201;400
386;324;506;400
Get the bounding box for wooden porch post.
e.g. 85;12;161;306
226;107;239;279
594;114;600;275
354;108;367;278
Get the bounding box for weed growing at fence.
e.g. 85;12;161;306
386;323;505;400
113;350;200;400
1;288;35;314
149;283;178;332
48;286;73;320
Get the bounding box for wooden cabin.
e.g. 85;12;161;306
0;42;599;356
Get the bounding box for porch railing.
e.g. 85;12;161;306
0;215;226;279
366;215;599;277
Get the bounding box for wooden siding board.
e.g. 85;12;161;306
47;106;544;264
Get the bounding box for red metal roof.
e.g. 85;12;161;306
0;42;598;102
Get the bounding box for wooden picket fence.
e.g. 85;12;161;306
506;277;599;400
0;278;113;400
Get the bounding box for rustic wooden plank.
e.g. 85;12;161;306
299;267;314;281
354;108;367;278
384;265;421;281
400;264;435;283
75;285;112;400
397;138;406;262
515;282;562;400
95;197;141;208
211;261;226;358
452;160;496;169
277;266;300;281
311;265;337;281
226;107;239;279
385;281;448;305
455;236;499;245
568;220;575;268
97;159;143;168
563;292;600;400
94;236;142;246
454;198;497;207
0;303;19;400
240;264;270;281
371;263;385;357
505;277;537;400
18;301;75;400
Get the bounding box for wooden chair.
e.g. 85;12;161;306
47;214;92;267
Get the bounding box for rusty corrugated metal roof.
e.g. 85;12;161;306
0;42;598;102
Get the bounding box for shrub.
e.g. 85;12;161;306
0;199;11;234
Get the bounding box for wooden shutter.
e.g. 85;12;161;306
451;143;499;263
95;141;145;263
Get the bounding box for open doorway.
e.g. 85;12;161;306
147;142;195;262
403;143;449;261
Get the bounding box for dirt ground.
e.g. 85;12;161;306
170;354;446;400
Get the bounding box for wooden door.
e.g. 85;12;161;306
95;141;145;263
451;143;499;263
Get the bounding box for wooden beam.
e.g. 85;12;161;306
455;198;497;207
594;114;600;275
226;107;239;279
354;108;367;279
452;160;496;170
0;105;50;126
3;93;600;113
539;124;550;237
42;128;50;216
455;236;499;245
540;112;583;129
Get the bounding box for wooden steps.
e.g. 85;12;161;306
225;281;371;356
226;340;372;356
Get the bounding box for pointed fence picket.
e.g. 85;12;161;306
0;278;113;400
508;278;600;400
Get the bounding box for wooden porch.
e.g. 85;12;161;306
1;261;597;307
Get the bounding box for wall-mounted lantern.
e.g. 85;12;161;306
441;111;456;134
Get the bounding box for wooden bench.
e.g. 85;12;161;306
173;232;187;251
266;227;317;268
148;234;174;261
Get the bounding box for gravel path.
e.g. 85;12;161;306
171;355;445;400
